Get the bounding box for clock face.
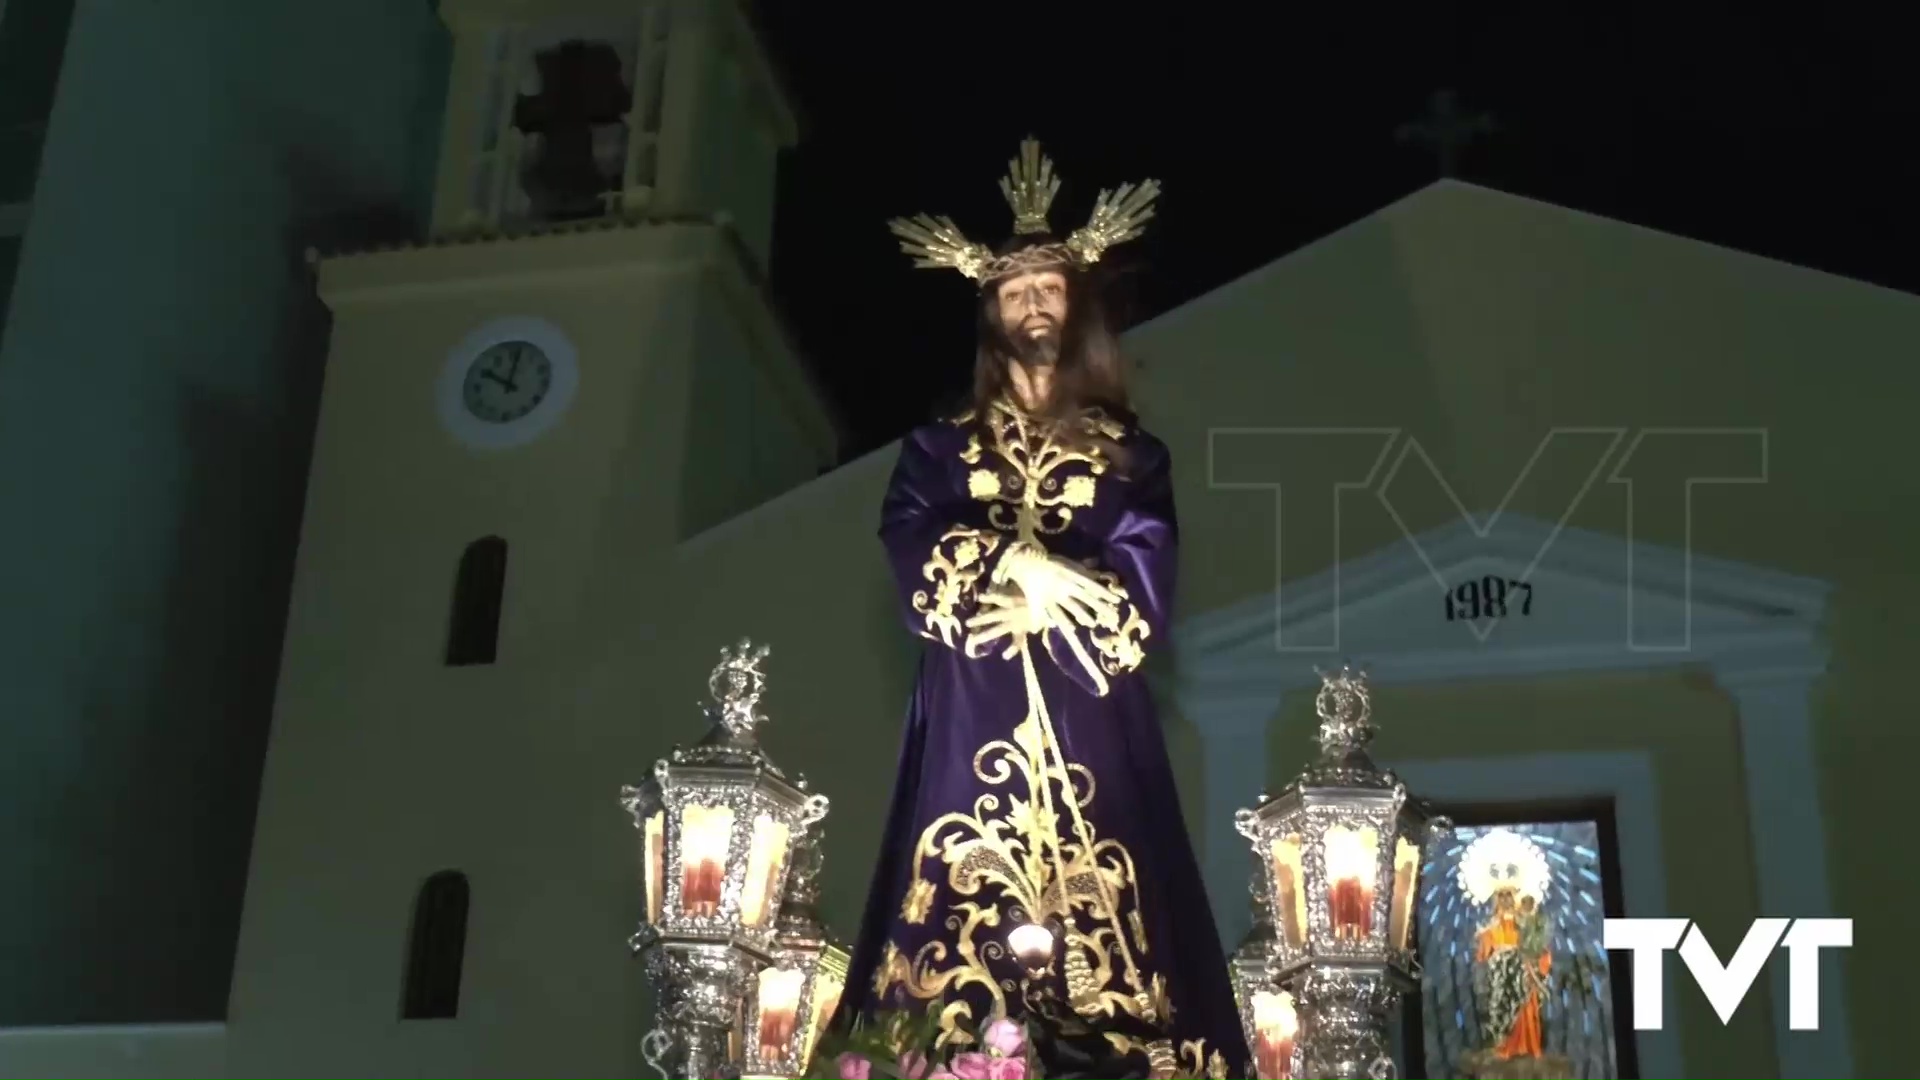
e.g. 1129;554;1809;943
460;341;554;424
436;317;579;450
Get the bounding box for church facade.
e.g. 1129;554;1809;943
2;2;1911;1078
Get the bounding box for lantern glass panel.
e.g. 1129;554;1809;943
642;811;665;924
740;814;791;929
753;966;806;1066
1249;989;1297;1080
805;964;846;1066
678;802;735;917
1322;824;1379;940
1388;835;1420;950
1268;834;1308;947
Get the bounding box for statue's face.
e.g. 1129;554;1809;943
993;268;1069;349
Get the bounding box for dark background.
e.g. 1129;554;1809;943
754;5;1920;457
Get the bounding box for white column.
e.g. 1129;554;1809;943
652;0;714;216
1713;665;1851;1079
1179;689;1282;949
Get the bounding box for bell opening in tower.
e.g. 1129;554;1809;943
513;39;631;225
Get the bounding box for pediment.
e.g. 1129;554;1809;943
1175;513;1829;689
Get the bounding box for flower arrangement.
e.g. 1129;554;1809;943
806;1005;1031;1080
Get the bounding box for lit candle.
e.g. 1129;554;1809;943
1251;990;1298;1080
755;967;805;1066
679;804;734;917
738;815;790;928
1322;826;1377;940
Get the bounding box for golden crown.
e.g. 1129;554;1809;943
886;137;1162;285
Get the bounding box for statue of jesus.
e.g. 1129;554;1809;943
834;139;1248;1079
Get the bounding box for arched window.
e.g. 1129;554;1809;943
401;870;470;1020
445;536;507;666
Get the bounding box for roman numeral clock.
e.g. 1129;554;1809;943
436;315;581;450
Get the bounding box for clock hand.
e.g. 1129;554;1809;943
503;347;524;390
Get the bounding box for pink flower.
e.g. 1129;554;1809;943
986;1056;1027;1080
981;1018;1026;1060
896;1050;930;1079
947;1052;994;1080
837;1052;872;1080
927;1070;958;1080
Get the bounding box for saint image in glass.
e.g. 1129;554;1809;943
1413;821;1626;1080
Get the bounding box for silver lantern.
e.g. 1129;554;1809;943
622;639;829;1079
1230;864;1301;1080
739;829;850;1079
1234;665;1447;1080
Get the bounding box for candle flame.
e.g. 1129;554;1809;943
1323;825;1379;939
680;803;734;917
754;967;805;1065
1251;990;1298;1080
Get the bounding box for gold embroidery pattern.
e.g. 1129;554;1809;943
965;402;1153;683
1077;563;1151;678
912;526;1003;647
872;902;1009;1048
901;878;938;925
1180;1041;1231;1079
878;683;1159;1045
1126;978;1230;1078
961;403;1121;542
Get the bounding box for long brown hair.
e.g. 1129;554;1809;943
967;239;1134;441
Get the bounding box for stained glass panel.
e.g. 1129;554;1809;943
1414;820;1623;1080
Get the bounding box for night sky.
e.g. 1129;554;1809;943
753;5;1919;458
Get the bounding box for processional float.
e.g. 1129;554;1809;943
621;644;1449;1080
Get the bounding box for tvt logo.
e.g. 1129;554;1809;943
1603;917;1852;1031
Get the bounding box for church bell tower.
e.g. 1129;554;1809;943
284;0;831;666
224;2;835;1072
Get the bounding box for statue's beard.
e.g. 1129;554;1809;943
1009;319;1061;368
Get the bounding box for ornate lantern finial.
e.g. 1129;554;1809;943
707;637;772;739
1313;663;1376;761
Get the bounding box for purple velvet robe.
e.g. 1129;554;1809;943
837;402;1249;1078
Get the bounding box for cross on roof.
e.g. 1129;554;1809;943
1396;89;1495;179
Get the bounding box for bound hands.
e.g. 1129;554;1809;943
964;542;1123;685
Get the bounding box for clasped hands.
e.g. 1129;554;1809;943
963;542;1123;674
